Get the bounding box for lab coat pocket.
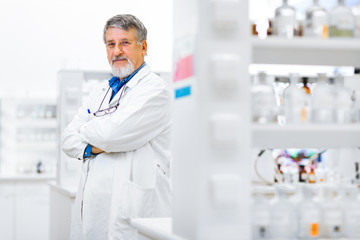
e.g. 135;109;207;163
121;179;155;218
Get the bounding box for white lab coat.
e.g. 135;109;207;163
61;65;172;240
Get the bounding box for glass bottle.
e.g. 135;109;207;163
333;74;352;124
251;72;277;124
308;165;316;184
302;77;311;94
322;185;343;238
269;184;297;239
298;185;321;239
353;3;360;38
252;186;273;239
283;73;308;124
304;0;329;38
342;185;360;238
299;165;308;183
311;73;335;123
351;89;360;122
273;0;297;38
329;0;355;37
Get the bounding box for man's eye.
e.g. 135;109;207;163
120;41;130;46
107;43;115;47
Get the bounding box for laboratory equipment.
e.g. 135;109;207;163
298;184;321;239
269;184;297;239
342;185;360;238
351;89;360;122
0;98;57;176
321;185;343;238
311;73;335;123
333;74;352;124
304;0;328;38
251;72;277;124
273;0;297;38
353;3;360;38
283;73;309;124
252;186;273;239
329;0;355;38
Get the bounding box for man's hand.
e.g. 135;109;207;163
92;146;105;154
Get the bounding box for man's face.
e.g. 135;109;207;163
105;27;147;79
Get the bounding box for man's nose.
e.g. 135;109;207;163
114;44;124;56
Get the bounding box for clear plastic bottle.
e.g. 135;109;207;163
251;72;277;124
321;185;343;238
283;73;309;124
329;0;355;38
333;74;352;123
304;0;328;38
252;186;273;239
269;184;297;239
273;0;297;38
351;89;360;122
342;185;360;238
352;3;360;38
298;184;321;239
311;73;336;123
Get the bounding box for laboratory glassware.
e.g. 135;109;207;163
251;72;277;124
304;0;328;38
311;73;335;123
352;3;360;38
321;185;343;238
269;184;297;239
333;74;352;124
252;186;272;239
298;184;321;239
342;185;360;238
273;0;297;38
283;73;309;124
329;0;355;37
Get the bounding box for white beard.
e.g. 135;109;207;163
111;57;135;79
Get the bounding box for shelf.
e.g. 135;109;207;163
252;124;360;149
15;119;57;128
0;174;56;182
14;142;57;151
1;118;57;129
252;37;360;66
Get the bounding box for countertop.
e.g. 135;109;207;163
130;218;184;240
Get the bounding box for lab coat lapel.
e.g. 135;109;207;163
108;65;151;106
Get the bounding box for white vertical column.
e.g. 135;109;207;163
172;0;251;239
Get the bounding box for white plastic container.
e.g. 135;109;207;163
252;186;274;239
321;185;343;238
298;184;321;239
269;184;297;239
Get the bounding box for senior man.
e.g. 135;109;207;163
61;14;172;240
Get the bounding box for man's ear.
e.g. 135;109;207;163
142;40;147;56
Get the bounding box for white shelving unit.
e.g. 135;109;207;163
253;124;360;149
252;37;360;149
0;98;57;176
252;36;360;66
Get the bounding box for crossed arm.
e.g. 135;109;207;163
61;81;170;160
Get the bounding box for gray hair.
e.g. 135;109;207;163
103;14;147;45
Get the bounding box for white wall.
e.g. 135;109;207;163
0;0;173;97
